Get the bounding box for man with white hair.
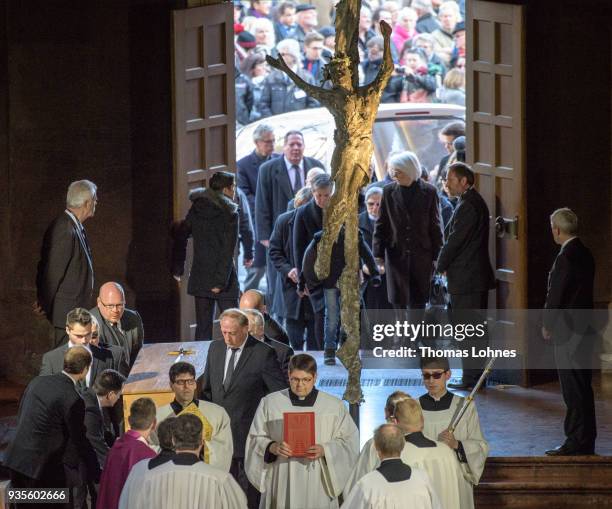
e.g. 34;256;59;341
259;38;318;118
373;151;443;311
343;424;441;509
36;179;98;346
431;1;461;64
413;0;441;34
543;208;596;456
237;124;278;292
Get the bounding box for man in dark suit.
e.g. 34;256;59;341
243;308;294;379
5;346;99;507
200;308;287;508
237;124;278;292
90;281;144;369
80;369;126;508
542;208;596;456
255;130;323;317
35;179;98;347
437;162;495;389
268;187;316;351
41;307;129;384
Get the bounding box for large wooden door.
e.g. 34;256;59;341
172;4;236;340
467;1;528;383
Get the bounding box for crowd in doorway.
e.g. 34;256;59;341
234;0;467;125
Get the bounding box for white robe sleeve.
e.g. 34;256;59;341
342;437;379;497
319;402;360;498
457;404;489;485
245;397;274;493
118;459;149;509
207;404;234;472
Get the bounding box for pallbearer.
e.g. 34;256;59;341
153;361;233;471
345;398;461;509
343;424;442;509
418;356;489;509
245;353;359;508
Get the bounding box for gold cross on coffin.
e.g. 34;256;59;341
167;347;196;363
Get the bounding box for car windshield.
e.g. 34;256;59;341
372;117;462;180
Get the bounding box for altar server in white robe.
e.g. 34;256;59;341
343;423;442;509
119;413;246;509
245;353;359;509
345;398;461;509
419;356;489;509
152;361;233;471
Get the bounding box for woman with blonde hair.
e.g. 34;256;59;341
438;67;466;105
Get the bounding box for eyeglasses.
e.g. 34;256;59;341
257;139;275;145
100;301;125;311
422;370;448;380
289;376;314;384
173;379;196;387
366;201;380;207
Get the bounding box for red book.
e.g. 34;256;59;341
283;412;316;457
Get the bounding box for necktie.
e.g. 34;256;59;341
223;348;239;392
291;165;302;193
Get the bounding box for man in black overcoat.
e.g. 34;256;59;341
437;162;495;389
268;187;316;351
237;124;279;291
542;208;596;456
255;130;322;317
172;172;240;340
36;179;98;347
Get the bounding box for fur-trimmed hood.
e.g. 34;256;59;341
188;187;238;217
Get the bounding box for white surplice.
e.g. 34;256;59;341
153;400;233;472
118;456;247;509
344;434;461;509
245;389;359;509
420;393;489;509
342;467;441;509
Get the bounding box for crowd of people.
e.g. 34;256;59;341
5;304;489;508
234;0;467;126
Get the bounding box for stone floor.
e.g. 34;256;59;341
311;352;612;456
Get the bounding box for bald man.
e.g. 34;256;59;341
90;282;144;369
211;289;290;345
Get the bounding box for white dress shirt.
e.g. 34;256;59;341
223;340;247;380
284;156;305;190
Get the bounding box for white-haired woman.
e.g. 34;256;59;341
372;151;443;310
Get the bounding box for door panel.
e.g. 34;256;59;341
172;4;236;340
467;0;528;384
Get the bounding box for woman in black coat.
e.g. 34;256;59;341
372;151;444;309
172;171;240;340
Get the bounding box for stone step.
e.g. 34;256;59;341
481;456;612;484
475;457;612;508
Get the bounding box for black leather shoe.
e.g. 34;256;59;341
545;444;582;456
448;381;475;390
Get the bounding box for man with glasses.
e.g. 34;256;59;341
245;353;359;509
238;124;278;292
153;361;233;472
90;281;144;369
40;307;128;384
418;356;488;509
